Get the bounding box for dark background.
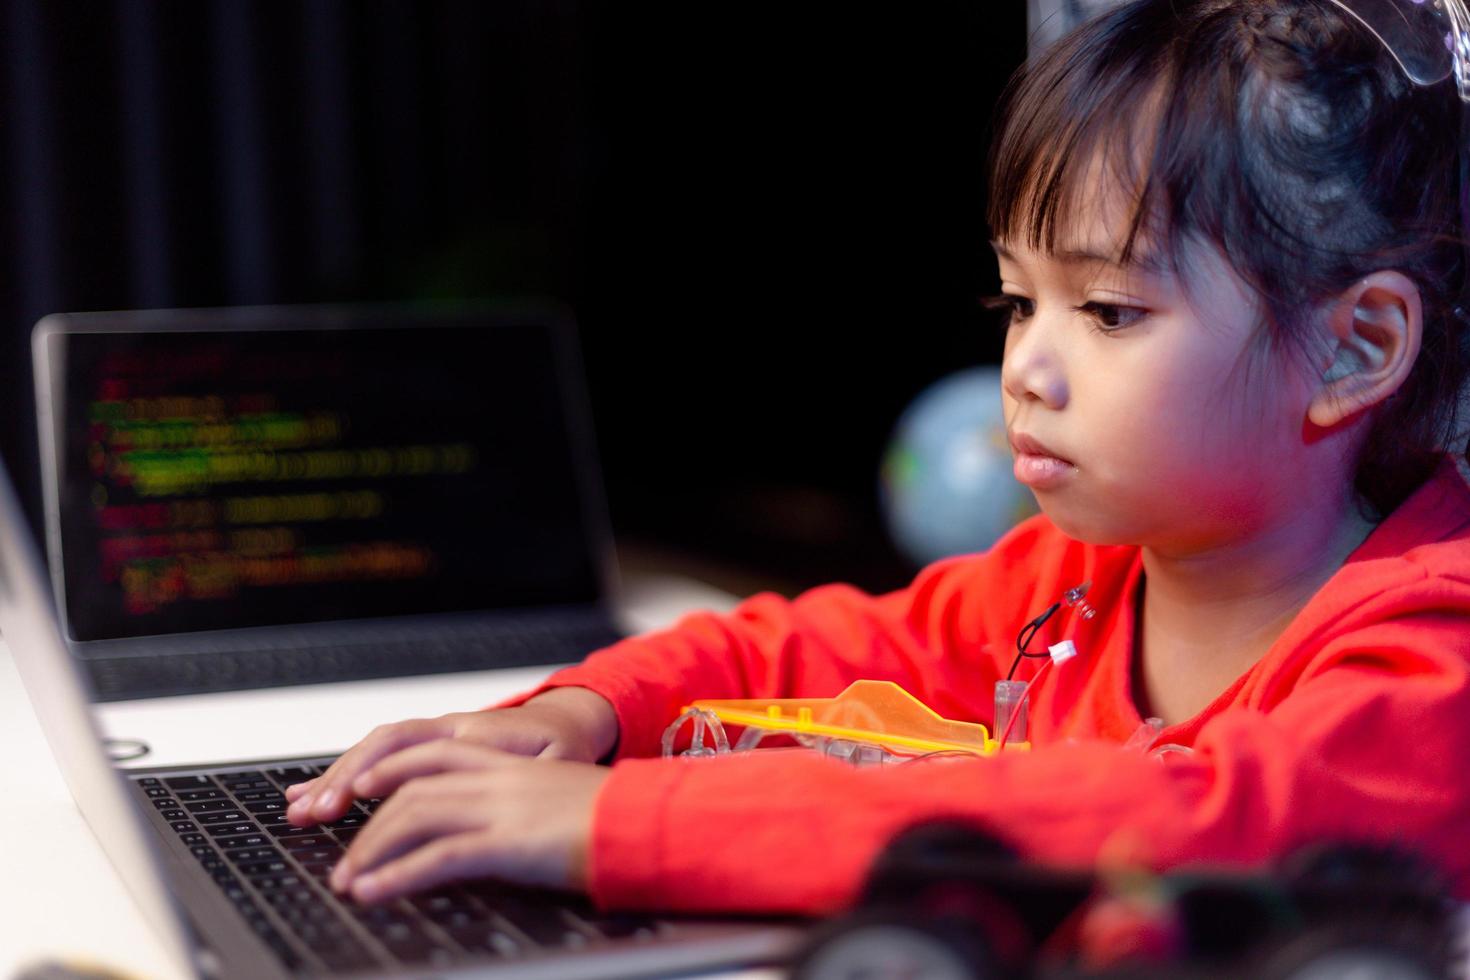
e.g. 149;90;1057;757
0;0;1026;600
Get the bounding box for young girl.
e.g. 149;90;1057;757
288;0;1470;914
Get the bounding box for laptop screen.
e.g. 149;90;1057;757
40;314;606;642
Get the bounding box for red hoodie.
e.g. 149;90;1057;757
508;457;1470;914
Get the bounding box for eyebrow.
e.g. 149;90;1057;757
990;240;1127;267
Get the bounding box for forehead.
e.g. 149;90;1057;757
994;146;1170;273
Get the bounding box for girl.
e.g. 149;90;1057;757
288;0;1470;914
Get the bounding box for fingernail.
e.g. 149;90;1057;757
315;788;338;813
290;793;313;815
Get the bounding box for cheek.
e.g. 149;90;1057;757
1126;365;1303;515
1080;352;1276;487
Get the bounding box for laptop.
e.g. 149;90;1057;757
1;427;807;977
32;305;627;701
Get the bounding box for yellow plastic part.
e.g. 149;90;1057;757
688;679;1023;757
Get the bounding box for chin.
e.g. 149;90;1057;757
1034;496;1144;547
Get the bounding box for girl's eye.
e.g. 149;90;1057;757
1075;301;1146;333
980;293;1035;326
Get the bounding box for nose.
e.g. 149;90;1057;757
1000;311;1069;410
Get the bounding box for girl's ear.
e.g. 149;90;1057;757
1306;270;1422;429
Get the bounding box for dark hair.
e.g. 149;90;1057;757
987;0;1468;517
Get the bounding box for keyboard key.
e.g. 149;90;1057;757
411;891;481;916
267;766;318;788
270;825;324;840
493;903;586;948
382;934;458;966
136;777;161;787
169;820;198;834
333;828;361;844
292;899;340;923
325;812;367;830
245;800;288;815
151;799;179;811
222;778;272;793
250;873;306;892
263;889;319;909
451;927;526;958
214;832;270;849
234;789;285;803
426;908;485;930
189;845;219;861
145;787;171;799
223;847;281;864
206;822;259;838
216;770;263;783
284;915;352;941
222;882;253;906
376;918;422;945
177;789;226;802
186;799;238;813
236;860;292;877
349;903;408;924
159;808;187;821
197;810;250;825
278;902;337;925
180;833;207;847
290;845;343;863
165;775;217;790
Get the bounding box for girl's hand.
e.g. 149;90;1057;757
326;741;611;901
284;687;618;826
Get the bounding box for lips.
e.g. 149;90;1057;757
1009;431;1070;464
1009;430;1075;489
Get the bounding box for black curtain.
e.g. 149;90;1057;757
0;0;1025;595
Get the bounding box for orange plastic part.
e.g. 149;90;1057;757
688;679;1016;757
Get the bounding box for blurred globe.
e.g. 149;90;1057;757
880;367;1038;567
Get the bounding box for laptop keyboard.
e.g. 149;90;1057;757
135;763;662;975
90;623;623;701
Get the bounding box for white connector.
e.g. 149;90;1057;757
1048;639;1078;665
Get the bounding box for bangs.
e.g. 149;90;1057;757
987;10;1178;271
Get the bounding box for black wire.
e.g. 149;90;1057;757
1006;601;1060;680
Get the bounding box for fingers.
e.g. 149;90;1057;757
325;753;604;902
354;739;513;799
346;831;499;904
284;777;316;802
287;717;455;825
331;770;495;894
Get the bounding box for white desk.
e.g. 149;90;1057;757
0;572;780;980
